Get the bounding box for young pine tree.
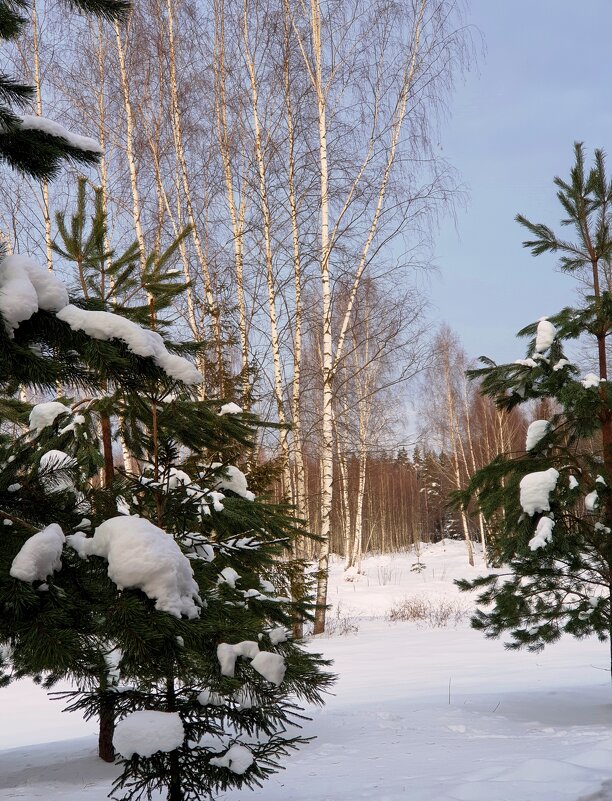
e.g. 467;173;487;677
457;143;612;676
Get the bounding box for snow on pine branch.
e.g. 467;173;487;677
68;516;201;619
29;402;71;434
519;468;559;516
0;255;68;333
0;254;201;384
113;711;184;758
525;420;549;451
535;318;556;353
56;305;202;385
16;115;102;155
10;523;65;584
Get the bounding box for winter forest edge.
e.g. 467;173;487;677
1;0;612;800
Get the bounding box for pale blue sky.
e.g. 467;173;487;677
433;0;612;364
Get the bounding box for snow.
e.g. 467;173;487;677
528;516;555;551
519;468;559;515
197;689;225;707
218;566;240;588
16;114;102;154
2;541;612;801
582;373;601;388
526;420;549;451
68;516;201;619
585;491;599;512
9;523;65;583
113;711;184;758
56;305;202;385
251;652;286;685
29;402;71;434
569;476;579;490
267;627;288;645
553;358;569;371
7;483;20;493
0;254;68;332
209;744;253;775
38;449;77;493
217;641;260;677
211;463;255;501
535;318;556;352
219;403;243;415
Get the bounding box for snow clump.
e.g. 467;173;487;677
113;711;184;758
209;744;254;775
217;641;260;677
585;490;599;512
219;402;243;415
582;373;601;389
56;304;202;385
38;449;77;493
211;463;255;501
251;651;286;685
10;523;65;583
519;468;559;515
68;516;201;619
29;402;71;434
0;254;68;333
535;318;556;353
16;114;102;154
526;420;549;451
528;517;555;551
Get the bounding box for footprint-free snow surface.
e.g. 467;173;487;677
1;540;611;800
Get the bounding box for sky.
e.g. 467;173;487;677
432;0;612;365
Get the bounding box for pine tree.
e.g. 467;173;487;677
457;143;612;677
2;181;333;798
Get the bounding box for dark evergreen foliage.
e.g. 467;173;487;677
456;145;612;673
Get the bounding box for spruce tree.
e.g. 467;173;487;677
457;144;612;676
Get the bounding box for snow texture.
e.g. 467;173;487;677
519;468;559;515
209;744;253;775
526;420;549;451
10;524;65;583
553;358;569;371
68;516;201;619
582;373;601;388
219;403;243;416
113;711;184;758
56;305;202;385
585;490;599;512
569;476;579;490
250;652;286;685
17;114;102;154
535;318;556;353
211;463;255;501
217;641;260;677
528;516;555;551
267;627;288;645
197;689;225;707
29;402;71;434
38;450;77;494
218;567;240;588
0;255;68;333
3;541;612;801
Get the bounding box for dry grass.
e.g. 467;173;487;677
386;596;468;628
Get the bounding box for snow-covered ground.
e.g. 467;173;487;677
1;540;611;801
